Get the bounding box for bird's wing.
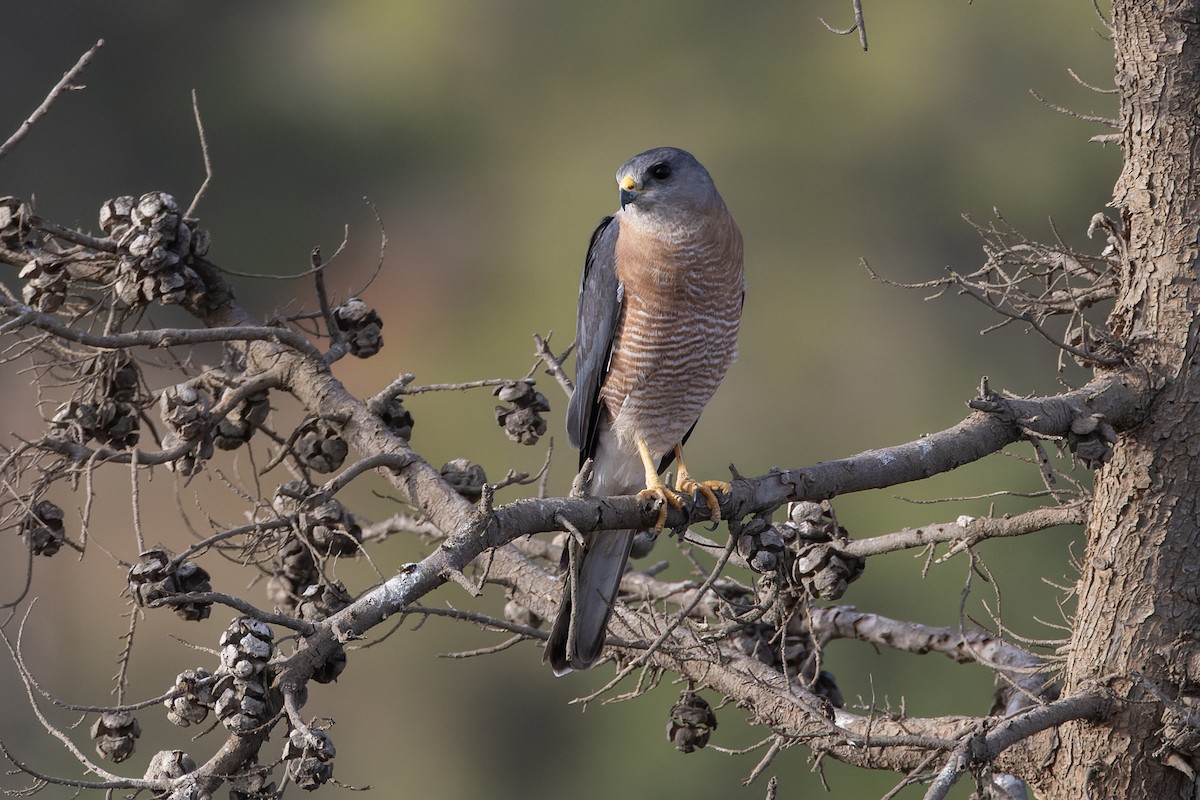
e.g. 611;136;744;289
566;214;622;465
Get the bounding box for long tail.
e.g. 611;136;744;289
545;527;635;674
546;427;644;674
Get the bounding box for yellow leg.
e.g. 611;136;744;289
634;438;685;534
632;440;730;533
673;444;729;526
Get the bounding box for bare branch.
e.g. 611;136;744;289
0;39;104;162
818;0;868;51
185;89;213;218
840;503;1086;560
923;691;1109;799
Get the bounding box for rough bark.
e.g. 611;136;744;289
1050;3;1200;798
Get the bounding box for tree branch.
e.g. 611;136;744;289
0;39;104;162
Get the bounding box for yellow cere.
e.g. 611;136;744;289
619;175;637;191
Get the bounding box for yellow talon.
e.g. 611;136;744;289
636;481;685;535
678;477;729;526
634;438;728;533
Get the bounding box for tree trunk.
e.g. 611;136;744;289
1051;3;1200;797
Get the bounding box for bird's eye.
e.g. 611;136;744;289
649;162;672;181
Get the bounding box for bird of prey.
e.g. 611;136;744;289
546;146;745;674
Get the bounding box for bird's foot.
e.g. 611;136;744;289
637;484;686;535
677;478;730;528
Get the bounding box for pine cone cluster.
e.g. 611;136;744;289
785;502;864;601
375;395;414;441
0;195;33;246
268;481;357;620
19;256;68;312
160;381;215;476
266;533;319;616
213;383;270;451
20;499;66;557
293;418;347;473
331;297;383;358
735;515;789;573
666;692;717;753
102;192;209;306
91;710;141;763
440;458;487;502
214;617;274;734
494;379;550;445
1067;412;1118;469
283;728;336;790
737;503;866;601
143;749;199;798
52;352;144;448
128;547;213;621
164;667;214;727
228;759;277;800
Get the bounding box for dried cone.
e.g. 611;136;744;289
228;759;277;800
493;379;551;446
293;418;348;473
219;616;274;677
1067;413;1118;469
214;386;270;450
735;516;788;573
791;541;864;601
310;641;348;684
214;617;274;734
376;396;414;440
331;297;384;358
267;534;318;614
77;352;143;448
143;748;197;784
283;728;336;791
0;196;33;246
300;500;362;557
110;191;207;307
160;381;212;441
781;502;865;600
164;668;214;727
128;548;213;621
21;500;66;557
99;195;135;238
440;458;487;502
297;580;353;623
666;692;717;753
19;257;68;312
91;711;141;763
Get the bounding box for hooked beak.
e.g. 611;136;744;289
618;175;639;209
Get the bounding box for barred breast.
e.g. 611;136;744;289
599;206;744;459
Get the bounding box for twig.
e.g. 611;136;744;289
1067;67;1117;94
839;504;1086;560
186;89;214;218
349;197;388;299
0;39;104;162
150;592;314;634
922;691;1109;800
0;610;128;784
1028;88;1118;128
533;332;575;396
818;0;868;51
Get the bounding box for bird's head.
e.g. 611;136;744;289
615;147;724;219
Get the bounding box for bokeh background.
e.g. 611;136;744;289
0;2;1118;798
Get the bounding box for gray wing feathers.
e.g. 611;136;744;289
549;216;632;674
566;216;621;461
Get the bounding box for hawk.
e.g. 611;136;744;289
547;147;744;673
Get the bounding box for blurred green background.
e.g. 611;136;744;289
0;2;1118;798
